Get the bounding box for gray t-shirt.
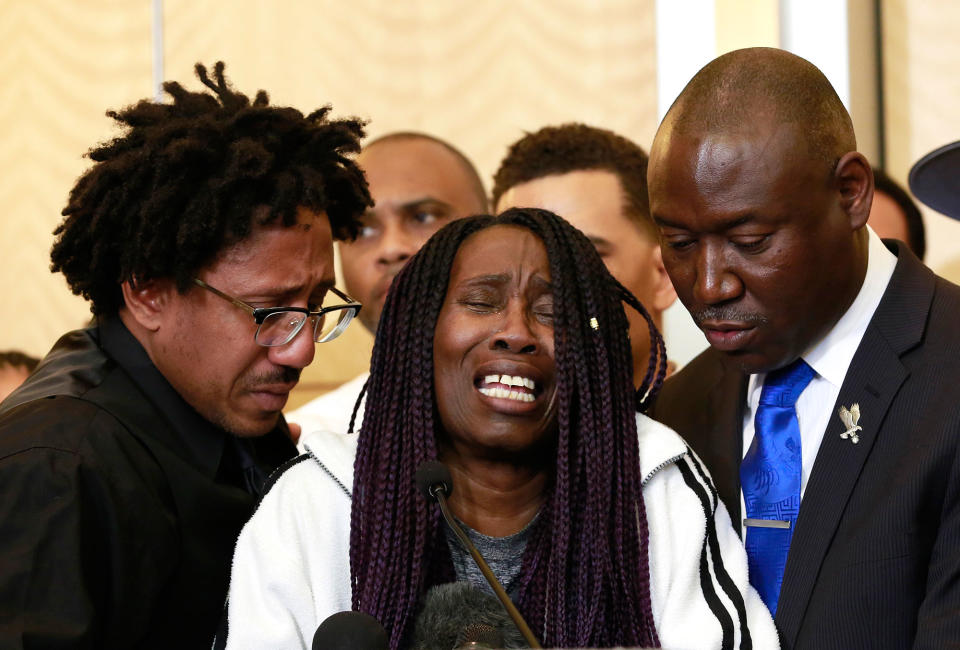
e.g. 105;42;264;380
445;517;536;598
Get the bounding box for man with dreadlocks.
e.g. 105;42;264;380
0;63;371;648
222;208;777;649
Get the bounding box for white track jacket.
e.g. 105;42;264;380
221;414;779;650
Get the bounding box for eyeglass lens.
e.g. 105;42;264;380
255;309;356;346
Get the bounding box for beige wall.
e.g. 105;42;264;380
0;0;658;407
160;0;659;200
4;0;960;407
715;0;779;52
882;0;960;280
0;1;154;354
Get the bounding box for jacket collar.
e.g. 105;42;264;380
302;430;360;495
302;414;693;498
692;352;749;522
637;413;690;485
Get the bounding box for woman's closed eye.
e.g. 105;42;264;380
532;296;554;323
458;290;503;313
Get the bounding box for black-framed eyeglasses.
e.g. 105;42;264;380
192;278;362;346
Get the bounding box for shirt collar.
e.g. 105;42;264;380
748;225;897;393
802;226;897;387
98;315;230;479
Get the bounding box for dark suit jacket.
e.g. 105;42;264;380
650;241;960;649
0;319;297;649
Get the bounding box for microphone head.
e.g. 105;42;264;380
415;460;453;501
410;582;526;650
312;610;388;650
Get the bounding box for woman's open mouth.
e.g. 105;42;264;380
475;373;538;403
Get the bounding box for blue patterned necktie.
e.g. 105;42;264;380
741;357;816;615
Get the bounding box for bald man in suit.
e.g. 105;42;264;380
648;47;960;649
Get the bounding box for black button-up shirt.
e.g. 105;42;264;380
0;318;297;648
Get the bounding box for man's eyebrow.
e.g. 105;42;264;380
653;214;756;230
398;196;450;211
652;215;686;229
316;277;336;292
247;277;335;301
587;235;611;249
718;215;756;229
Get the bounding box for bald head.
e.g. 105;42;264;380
363;132;488;210
662;47;855;173
341;133;488;332
648;47;873;373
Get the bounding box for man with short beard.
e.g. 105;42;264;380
0;63;371;648
648;48;960;647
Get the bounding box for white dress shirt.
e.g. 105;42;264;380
740;227;897;528
286;371;368;451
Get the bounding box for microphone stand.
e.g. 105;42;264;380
427;482;543;649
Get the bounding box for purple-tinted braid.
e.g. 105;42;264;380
349;208;665;648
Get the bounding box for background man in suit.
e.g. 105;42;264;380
647;47;960;649
287;132;487;436
0;63;371;648
492;123;677;384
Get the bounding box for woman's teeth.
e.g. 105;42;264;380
483;374;535;390
478;387;535;402
478;374;537;402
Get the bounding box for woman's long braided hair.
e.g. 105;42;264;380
350;208;667;648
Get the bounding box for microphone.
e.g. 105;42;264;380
410;582;527;649
414;461;542;649
312;610;388;650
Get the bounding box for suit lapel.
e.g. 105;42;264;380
775;328;906;643
705;363;748;525
774;242;934;646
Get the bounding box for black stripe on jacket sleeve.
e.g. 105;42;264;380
677;455;739;650
685;448;753;649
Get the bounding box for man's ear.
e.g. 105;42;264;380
120;278;176;332
649;244;678;313
835;151;873;230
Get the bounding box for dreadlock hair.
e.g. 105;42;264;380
50;61;372;316
350;207;667;648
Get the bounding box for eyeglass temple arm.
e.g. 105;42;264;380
192;278;256;315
